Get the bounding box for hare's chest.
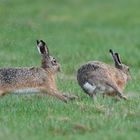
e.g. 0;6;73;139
46;74;57;90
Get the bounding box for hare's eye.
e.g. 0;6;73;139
53;60;56;63
51;58;57;65
127;67;130;71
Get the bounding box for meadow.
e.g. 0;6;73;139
0;0;140;140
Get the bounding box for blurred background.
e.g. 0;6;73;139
0;0;140;91
0;0;140;139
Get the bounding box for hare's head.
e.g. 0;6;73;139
109;49;131;81
37;40;61;73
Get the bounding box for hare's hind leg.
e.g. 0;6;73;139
116;91;128;100
105;91;122;101
106;82;128;100
92;93;97;102
88;92;97;102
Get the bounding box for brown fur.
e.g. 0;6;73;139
0;40;69;102
77;50;131;100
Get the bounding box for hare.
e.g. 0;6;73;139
0;40;69;103
77;49;131;100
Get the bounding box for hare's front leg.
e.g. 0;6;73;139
0;90;7;96
62;93;77;100
42;88;69;103
52;90;69;103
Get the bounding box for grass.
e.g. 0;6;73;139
0;0;140;139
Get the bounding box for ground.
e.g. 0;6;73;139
0;0;140;140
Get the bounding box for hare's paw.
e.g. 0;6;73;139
0;90;6;96
62;93;78;101
122;95;128;100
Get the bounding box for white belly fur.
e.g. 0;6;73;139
14;88;41;94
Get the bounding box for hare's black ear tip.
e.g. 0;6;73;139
40;40;46;45
36;40;39;44
109;49;113;53
40;40;45;43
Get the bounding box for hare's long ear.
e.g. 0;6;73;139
115;53;122;64
36;40;49;57
109;49;122;68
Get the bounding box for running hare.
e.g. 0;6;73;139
77;49;131;100
0;40;69;102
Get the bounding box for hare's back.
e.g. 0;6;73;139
77;61;115;95
0;67;47;86
77;61;110;85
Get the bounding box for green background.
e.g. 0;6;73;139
0;0;140;140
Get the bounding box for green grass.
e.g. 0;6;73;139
0;0;140;140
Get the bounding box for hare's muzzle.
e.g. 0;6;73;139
127;74;132;81
57;64;61;72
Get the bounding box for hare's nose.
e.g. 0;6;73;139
57;65;61;72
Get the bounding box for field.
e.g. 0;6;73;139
0;0;140;140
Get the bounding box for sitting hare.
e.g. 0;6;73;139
0;40;69;102
77;49;131;100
